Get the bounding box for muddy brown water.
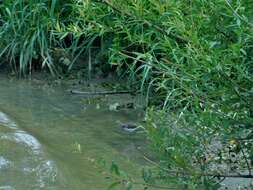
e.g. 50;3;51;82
0;76;146;190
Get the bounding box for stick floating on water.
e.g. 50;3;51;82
70;90;135;95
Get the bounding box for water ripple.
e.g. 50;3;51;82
0;112;59;189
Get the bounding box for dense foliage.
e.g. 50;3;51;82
0;0;253;189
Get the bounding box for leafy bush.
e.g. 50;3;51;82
69;0;253;188
69;0;253;118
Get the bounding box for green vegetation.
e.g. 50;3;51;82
0;0;253;189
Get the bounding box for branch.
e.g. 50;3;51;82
70;89;134;95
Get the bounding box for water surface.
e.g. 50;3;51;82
0;76;145;190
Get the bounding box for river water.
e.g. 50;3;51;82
0;76;145;190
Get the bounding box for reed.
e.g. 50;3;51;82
0;0;71;75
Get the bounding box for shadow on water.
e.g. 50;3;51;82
0;76;146;190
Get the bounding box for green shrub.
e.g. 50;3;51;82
69;0;253;188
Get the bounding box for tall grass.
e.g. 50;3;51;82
0;0;71;75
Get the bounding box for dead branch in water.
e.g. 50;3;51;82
70;90;135;95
